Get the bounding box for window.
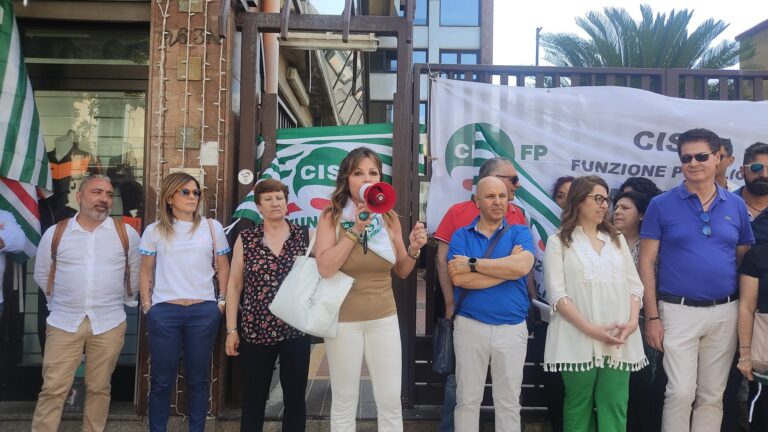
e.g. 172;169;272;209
369;50;398;73
440;0;480;26
419;102;427;125
413;49;428;64
440;50;480;65
369;101;394;123
415;0;428;25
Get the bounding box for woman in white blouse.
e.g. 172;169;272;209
543;175;646;432
138;172;230;432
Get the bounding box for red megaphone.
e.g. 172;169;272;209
358;182;397;214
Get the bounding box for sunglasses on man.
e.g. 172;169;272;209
745;163;767;174
178;188;202;198
495;175;520;185
680;151;718;164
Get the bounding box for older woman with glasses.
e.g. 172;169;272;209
544;175;646;432
139;172;230;432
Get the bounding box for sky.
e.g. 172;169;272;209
493;0;764;66
311;0;764;66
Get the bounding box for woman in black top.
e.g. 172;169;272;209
224;179;310;432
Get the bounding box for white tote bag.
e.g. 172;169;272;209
269;231;354;338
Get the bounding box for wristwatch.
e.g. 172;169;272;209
468;257;478;273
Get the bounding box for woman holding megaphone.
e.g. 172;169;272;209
315;147;427;432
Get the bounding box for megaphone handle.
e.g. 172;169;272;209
362;230;368;255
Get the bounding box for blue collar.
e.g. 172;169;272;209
674;182;728;202
468;216;509;234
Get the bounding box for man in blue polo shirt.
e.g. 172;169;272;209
447;176;534;432
639;128;754;432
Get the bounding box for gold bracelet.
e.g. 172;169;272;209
344;230;359;242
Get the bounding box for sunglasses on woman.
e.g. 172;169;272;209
495;175;520;185
178;188;202;198
680;151;717;164
745;163;767;174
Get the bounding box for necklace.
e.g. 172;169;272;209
745;200;768;215
701;188;717;207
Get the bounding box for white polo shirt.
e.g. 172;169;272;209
33;216;141;334
139;218;230;305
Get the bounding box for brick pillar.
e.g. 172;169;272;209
138;0;234;416
145;0;234;223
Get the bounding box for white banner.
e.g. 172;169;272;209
427;77;768;300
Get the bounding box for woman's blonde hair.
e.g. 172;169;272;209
157;172;205;240
324;147;396;228
558;175;620;248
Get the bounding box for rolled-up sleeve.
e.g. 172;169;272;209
543;234;570;312
0;211;25;253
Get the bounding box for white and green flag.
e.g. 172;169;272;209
0;0;51;261
232;123;425;226
427;77;768;301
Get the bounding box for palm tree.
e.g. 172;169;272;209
540;4;752;69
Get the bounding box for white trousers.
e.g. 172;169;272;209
660;301;738;432
325;314;403;432
454;315;528;432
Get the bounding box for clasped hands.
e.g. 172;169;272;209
588;321;638;347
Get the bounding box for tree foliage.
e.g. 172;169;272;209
540;4;752;69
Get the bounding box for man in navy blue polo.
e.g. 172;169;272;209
639;128;754;432
447;176;534;432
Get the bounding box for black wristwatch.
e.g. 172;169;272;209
468;257;478;273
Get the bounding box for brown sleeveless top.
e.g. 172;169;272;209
338;236;396;322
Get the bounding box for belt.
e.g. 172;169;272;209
659;294;738;308
166;299;207;306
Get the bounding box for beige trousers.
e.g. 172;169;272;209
660;301;738;432
31;318;127;432
454;315;528;432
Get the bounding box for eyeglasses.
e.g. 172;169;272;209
495;175;520;185
699;212;712;238
586;193;611;206
745;163;767;174
680;152;717;164
178;188;202;198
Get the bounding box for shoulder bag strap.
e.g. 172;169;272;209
46;218;70;297
112;217;132;297
452;224;513;320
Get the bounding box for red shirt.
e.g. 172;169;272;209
434;200;527;243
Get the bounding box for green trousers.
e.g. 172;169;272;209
561;367;630;432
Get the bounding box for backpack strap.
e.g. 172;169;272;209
112;217;132;297
46;218;71;297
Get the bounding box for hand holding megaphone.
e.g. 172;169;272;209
358;182;397;221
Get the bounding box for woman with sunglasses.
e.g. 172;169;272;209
314;147;427;432
139;172;231;432
544;175;646;432
224;179;310;432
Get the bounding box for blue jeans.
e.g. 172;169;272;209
0;301;4;321
147;302;221;432
439;373;457;432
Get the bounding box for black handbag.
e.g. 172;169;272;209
432;225;512;374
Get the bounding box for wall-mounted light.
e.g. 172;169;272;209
279;31;379;52
287;67;310;107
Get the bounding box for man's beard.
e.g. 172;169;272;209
745;178;768;196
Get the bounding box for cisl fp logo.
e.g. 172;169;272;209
444;122;516;191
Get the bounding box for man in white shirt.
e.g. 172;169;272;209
0;209;25;320
31;174;140;432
